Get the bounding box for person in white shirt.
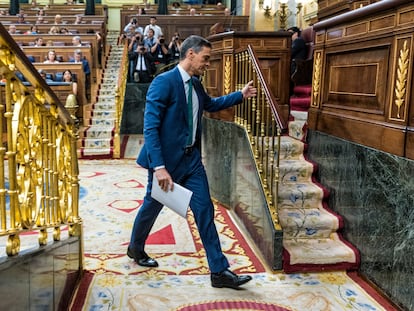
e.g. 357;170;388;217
143;16;163;40
123;17;143;35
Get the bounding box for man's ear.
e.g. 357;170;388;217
187;48;195;60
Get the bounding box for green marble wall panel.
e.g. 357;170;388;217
307;130;414;311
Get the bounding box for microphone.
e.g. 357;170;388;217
226;5;241;32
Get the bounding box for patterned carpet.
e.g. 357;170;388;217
69;158;397;311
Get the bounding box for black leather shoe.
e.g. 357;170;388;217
211;269;252;289
127;247;159;267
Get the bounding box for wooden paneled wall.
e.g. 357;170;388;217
310;0;414;159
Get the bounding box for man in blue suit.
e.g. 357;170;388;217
128;35;257;289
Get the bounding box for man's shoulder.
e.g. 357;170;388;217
156;67;178;79
151;68;178;86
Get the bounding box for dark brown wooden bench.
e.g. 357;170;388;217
13;33;103;70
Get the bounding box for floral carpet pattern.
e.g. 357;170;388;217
70;159;397;311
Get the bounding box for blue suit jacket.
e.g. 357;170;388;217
137;66;243;172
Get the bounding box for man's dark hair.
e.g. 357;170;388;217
288;26;301;36
180;35;211;60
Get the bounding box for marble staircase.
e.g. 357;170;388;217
78;32;125;159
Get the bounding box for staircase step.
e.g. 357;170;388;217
93;101;115;109
277;136;305;159
85;126;114;138
293;85;312;96
278;182;326;208
92;110;116;118
80;147;112;158
279;207;341;239
90;118;116;127
279;159;315;183
83;138;113;149
290;96;311;111
288;120;307;141
283;233;359;270
290;110;308;121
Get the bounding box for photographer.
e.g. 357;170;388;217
168;32;182;62
128;33;144;52
119;17;143;45
150;35;169;75
123;17;143;35
128;42;155;83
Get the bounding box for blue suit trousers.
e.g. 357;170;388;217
130;148;230;274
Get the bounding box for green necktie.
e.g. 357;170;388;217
187;78;193;146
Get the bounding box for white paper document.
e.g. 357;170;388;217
151;180;193;218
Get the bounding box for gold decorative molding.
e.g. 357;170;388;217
393;40;409;119
224;55;232;95
312;52;322;108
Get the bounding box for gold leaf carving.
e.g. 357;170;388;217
394;40;409;119
312;52;321;107
224;56;231;94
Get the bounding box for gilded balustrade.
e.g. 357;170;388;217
0;25;81;257
234;46;286;230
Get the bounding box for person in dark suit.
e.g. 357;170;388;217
128;42;156;83
287;26;307;75
128;35;257;289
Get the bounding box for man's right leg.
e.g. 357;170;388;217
129;173;163;266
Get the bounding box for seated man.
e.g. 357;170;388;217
128;42;155;83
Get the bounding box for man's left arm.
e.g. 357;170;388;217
204;80;257;112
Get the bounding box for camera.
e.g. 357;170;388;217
174;36;179;41
139;47;145;52
132;18;137;24
159;38;165;44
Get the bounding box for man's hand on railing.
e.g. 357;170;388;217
241;80;257;99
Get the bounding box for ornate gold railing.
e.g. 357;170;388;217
234;45;288;230
0;24;81;257
113;42;129;159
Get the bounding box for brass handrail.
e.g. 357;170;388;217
234;45;287;229
0;23;81;257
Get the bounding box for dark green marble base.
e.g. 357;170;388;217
202;117;283;270
120;83;150;134
0;236;81;310
307;130;413;311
